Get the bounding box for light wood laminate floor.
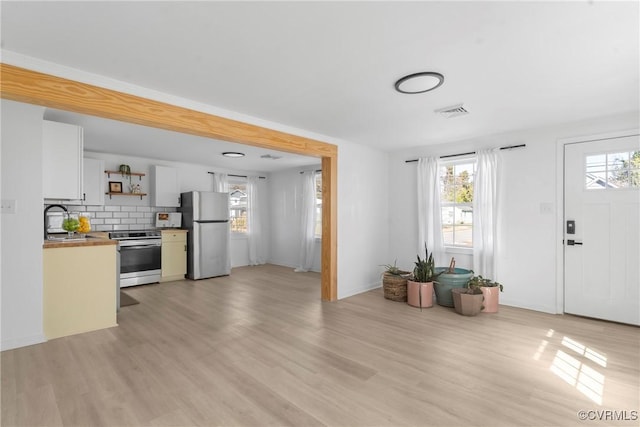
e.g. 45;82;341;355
2;264;639;426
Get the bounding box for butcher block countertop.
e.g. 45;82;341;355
42;232;116;249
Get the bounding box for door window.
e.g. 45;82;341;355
585;151;640;189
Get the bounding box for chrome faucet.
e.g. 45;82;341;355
44;204;68;240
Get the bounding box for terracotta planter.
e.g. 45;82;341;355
407;280;434;308
481;286;500;313
433;267;473;307
451;288;483;316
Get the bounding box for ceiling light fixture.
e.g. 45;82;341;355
394;72;444;94
222;152;245;158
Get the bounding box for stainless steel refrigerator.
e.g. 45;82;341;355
179;191;231;279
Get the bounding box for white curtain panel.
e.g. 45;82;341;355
213;172;229;192
247;175;265;265
417;157;446;265
295;171;318;272
473;149;501;279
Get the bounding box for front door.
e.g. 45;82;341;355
564;134;640;325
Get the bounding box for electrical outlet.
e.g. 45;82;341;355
1;199;17;214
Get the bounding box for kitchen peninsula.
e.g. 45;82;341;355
42;236;118;339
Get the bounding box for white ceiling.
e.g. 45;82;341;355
2;1;639;166
42;108;319;172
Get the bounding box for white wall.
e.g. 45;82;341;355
388;112;640;314
337;142;390;299
1;100;47;350
268;166;322;272
267;144;391;299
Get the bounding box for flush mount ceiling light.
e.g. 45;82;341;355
222;152;245;158
394;72;444;94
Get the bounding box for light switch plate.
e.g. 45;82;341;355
540;202;553;215
1;199;17;214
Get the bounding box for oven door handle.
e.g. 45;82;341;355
118;241;162;248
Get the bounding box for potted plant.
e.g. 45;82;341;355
407;245;441;309
433;257;474;307
381;260;410;302
467;275;503;313
451;287;484;316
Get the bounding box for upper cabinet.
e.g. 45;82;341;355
43;120;83;200
150;165;180;207
82;158;105;205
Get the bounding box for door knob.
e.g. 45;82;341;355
567;239;583;246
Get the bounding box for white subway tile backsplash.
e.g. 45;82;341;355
43;204;164;230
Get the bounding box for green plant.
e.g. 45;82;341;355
466;275;503;292
381;260;409;276
412;244;442;283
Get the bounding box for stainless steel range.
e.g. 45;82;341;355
109;230;161;287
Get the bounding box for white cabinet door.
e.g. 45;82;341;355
43;120;83;200
82;158;105;206
150;165;180;207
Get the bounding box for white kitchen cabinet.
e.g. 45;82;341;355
161;230;187;282
150;165;180;207
43;120;84;200
82;158;105;205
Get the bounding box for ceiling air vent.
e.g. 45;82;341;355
435;103;469;118
260;154;282;160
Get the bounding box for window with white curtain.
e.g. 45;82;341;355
229;181;247;233
315;171;322;238
440;159;476;247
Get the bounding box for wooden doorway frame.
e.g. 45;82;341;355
0;64;337;301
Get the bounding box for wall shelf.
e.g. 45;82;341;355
104;170;145;181
105;192;147;200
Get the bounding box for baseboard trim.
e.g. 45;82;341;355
266;260;321;273
500;299;558;315
338;281;382;300
1;333;47;352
